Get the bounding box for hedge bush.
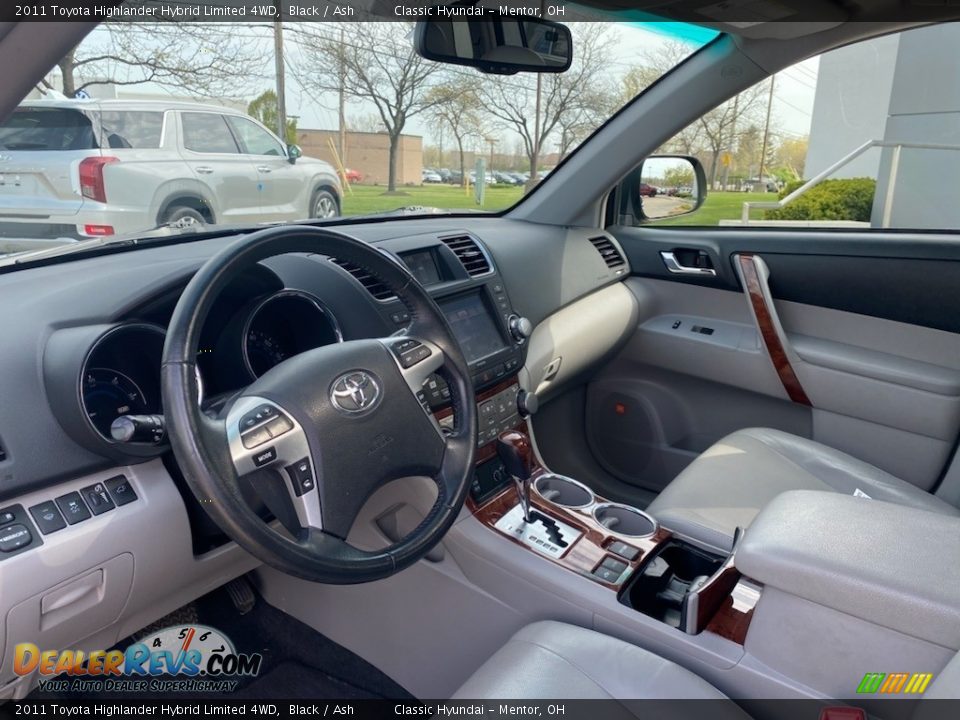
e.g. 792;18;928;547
765;178;876;222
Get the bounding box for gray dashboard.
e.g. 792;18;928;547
0;216;628;499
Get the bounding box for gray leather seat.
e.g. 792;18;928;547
648;427;960;551
452;621;745;710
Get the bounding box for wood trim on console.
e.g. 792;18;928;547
737;253;812;406
703;578;762;645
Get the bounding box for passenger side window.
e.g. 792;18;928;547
100;111;164;149
225;116;285;157
630;24;960;232
181;112;239;154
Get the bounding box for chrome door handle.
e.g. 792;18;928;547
660;251;717;276
194;166;214;174
256;166;272;173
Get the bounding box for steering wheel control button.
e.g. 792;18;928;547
55;492;92;525
608;540;640;561
241;425;272;449
0;524;32;553
29;501;67;535
400;345;432;368
105;475;138;506
81;482;116;515
252;446;278;468
286;458;316;496
265;414;293;438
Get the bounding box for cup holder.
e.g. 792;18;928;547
533;474;595;509
592;503;657;538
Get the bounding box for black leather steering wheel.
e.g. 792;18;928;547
161;225;477;583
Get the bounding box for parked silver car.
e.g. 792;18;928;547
0;99;341;241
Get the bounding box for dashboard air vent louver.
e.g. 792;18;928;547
330;258;396;301
588;235;626;269
441;235;491;276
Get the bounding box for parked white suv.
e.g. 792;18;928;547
0;99;341;242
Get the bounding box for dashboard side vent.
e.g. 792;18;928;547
588;235;626;269
441;235;491;276
330;258;396;301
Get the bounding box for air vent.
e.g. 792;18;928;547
330;259;395;301
441;235;491;276
588;235;626;269
0;437;6;463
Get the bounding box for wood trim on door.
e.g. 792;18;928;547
737;253;812;406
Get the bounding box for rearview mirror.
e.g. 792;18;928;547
622;156;707;222
414;18;572;74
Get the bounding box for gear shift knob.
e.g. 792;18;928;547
497;430;535;523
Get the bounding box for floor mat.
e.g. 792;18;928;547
27;580;413;701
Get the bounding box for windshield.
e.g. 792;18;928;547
0;10;713;260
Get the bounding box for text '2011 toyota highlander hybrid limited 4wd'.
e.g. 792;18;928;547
1;2;959;717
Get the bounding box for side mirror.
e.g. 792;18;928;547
622;156;707;222
414;18;572;75
287;144;302;164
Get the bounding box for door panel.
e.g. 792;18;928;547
591;225;960;493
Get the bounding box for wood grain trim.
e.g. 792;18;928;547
691;554;743;633
737;253;812;406
703;578;762;645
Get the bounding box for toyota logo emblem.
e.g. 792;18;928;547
330;371;382;414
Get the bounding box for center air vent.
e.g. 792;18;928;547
441;235;491;276
330;259;396;301
588;235;626;269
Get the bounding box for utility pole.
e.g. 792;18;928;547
758;75;775;189
722;93;740;190
273;7;287;143
338;25;346;166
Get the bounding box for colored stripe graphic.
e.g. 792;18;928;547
857;672;933;694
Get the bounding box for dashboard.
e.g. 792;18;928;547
0;217;628;498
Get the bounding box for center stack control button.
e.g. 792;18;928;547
105;476;138;506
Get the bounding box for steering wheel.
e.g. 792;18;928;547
161;226;477;583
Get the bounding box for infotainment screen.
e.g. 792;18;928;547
400;249;441;286
439;292;506;363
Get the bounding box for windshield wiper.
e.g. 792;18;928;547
0;221;222;268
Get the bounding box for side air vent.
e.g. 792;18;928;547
330;258;396;301
441;235;491;276
588;235;626;269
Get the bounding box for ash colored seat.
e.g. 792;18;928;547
647;427;960;551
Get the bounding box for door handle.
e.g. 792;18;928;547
194;166;214;174
660;251;717;276
256;166;272;173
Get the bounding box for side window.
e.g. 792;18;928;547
100;111;164;149
181;112;239;154
225;116;285;157
631;24;958;232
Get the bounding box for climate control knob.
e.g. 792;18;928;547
508;315;533;343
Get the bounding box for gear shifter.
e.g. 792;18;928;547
497;430;536;523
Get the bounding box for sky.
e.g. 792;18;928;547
67;19;820;157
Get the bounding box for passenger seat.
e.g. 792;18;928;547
646;427;960;551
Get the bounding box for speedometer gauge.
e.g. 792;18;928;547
246;329;288;376
82;368;149;437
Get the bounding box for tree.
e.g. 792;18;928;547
480;23;615;184
774;136;809;179
248;90;298;144
57;23;263;98
427;79;483;187
293;23;441;192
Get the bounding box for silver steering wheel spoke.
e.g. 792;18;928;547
225;395;323;531
379;335;446;438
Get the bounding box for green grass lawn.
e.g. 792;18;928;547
340;185;777;226
341;184;523;216
653;191;778;226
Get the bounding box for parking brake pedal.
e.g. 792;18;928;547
224;576;256;615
